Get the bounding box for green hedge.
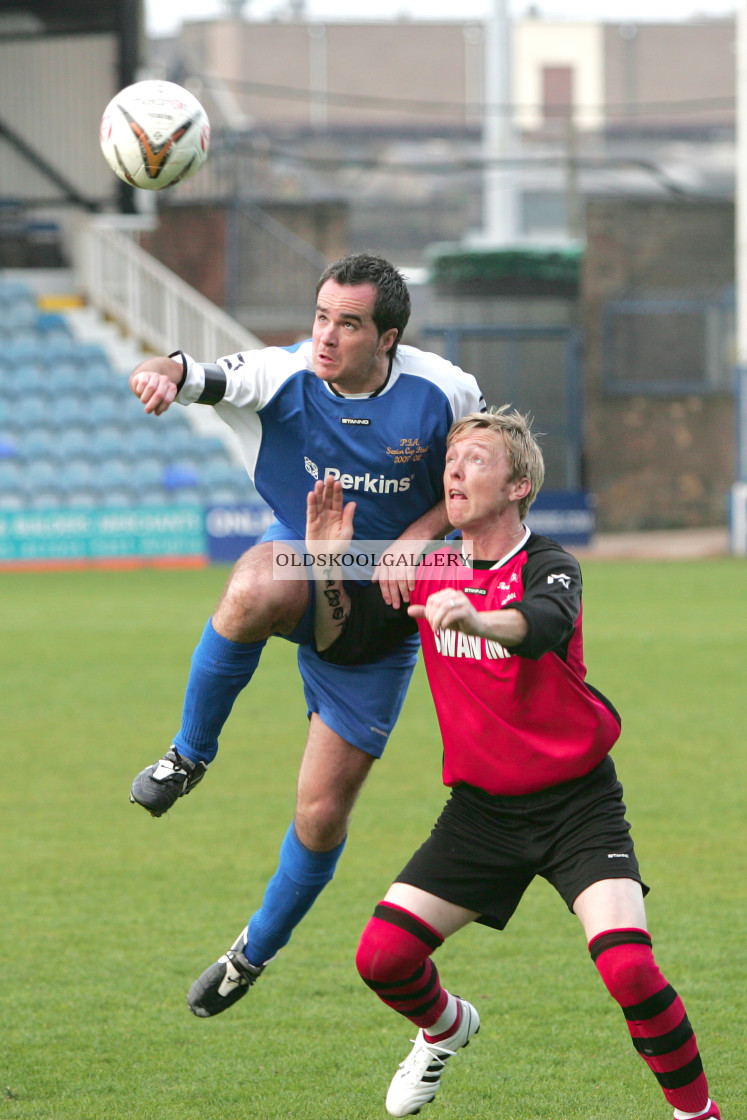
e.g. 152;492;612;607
428;245;582;295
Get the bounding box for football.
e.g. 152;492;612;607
99;79;210;191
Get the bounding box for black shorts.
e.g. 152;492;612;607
395;756;648;930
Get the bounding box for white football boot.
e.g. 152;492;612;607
385;997;480;1117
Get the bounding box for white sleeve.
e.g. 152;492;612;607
451;364;486;419
394;346;486;420
174;343;307;410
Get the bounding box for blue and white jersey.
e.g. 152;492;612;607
176;339;484;541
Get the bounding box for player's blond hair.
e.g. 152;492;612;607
447;406;545;519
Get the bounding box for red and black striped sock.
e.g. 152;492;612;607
589;928;710;1114
356;901;450;1029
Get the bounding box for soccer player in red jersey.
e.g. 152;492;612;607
307;407;720;1120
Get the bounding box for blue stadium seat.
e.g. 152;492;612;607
15;426;56;462
36;312;72;341
162;461;200;490
138;489;169;507
28;491;65;510
199;436;229;458
90;424;129;460
66;489;100;509
15;362;47;397
0;279;34;298
204;485;242;506
2;292;37;331
98;489;134;509
50;397;88;430
13;396;50;428
160;424;198;458
25;459;59;494
4;336;44;365
55;425;92;461
201;459;246;491
61;458;98;493
129;457;163;496
0;429;19;457
127;425;163;457
201;459;233;488
0;279;33;303
0;488;25;511
120;394;152;429
0;459;22;488
74;341;108;365
0;372;28;402
48;359;81;396
171;486;203;506
85;396;119;427
43;337;77;365
96;458;134;492
85;361;120;394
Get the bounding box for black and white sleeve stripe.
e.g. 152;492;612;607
170;351;227;405
197;363;227;404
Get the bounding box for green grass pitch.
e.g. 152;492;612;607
1;559;744;1119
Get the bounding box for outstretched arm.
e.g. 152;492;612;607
408;588;528;647
305;477;356;651
306;476;418;662
372;498;450;610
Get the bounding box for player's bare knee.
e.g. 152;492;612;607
294;796;349;851
214;545;308;639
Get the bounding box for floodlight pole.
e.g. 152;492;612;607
482;0;519;245
734;0;747;553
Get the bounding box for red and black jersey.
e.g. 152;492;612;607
320;529;620;796
410;531;620;795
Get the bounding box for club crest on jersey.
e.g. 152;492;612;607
386;438;429;464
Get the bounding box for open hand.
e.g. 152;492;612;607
305;477;356;552
372;540;419;610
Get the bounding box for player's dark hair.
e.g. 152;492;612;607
316;252;411;359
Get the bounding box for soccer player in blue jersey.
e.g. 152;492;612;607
126;253;485;1016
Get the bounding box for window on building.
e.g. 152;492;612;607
542;65;574;127
602;292;735;394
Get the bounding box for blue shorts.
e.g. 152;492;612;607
261;518;420;758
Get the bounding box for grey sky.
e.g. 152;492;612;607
145;0;737;37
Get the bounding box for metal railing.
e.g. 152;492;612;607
75;215;261;359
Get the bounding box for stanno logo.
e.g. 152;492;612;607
607;853;630;859
341;417;371;425
304;457;319;479
464;587;487;595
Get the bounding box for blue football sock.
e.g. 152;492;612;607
173;618;264;765
244;822;347;966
